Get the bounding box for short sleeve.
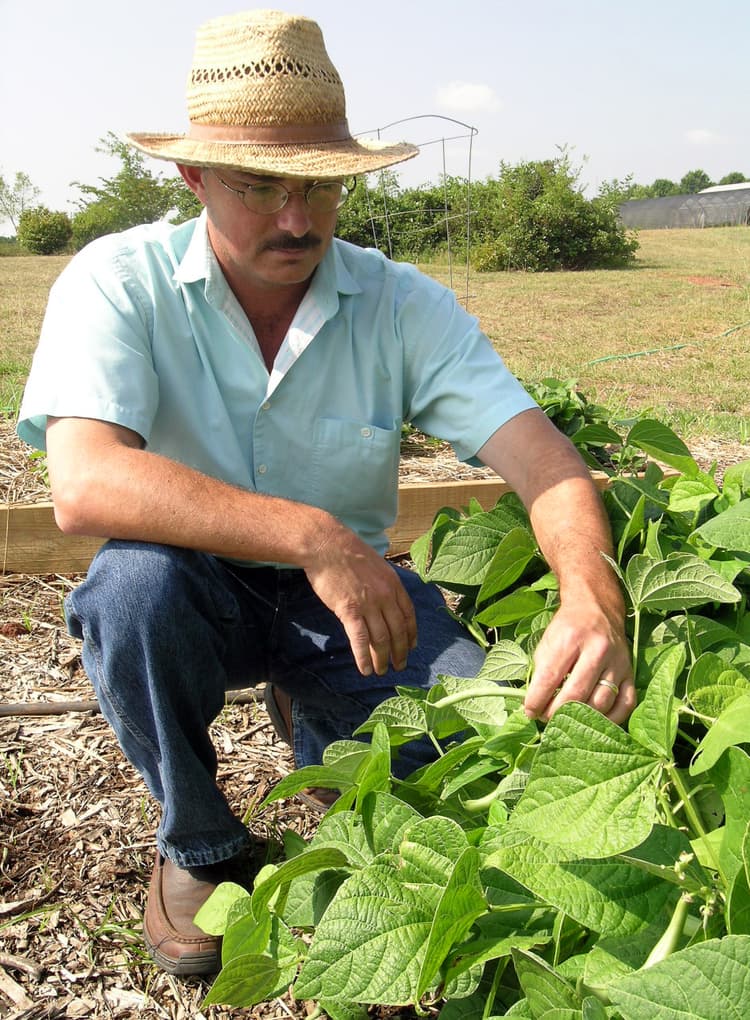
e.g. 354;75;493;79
399;269;537;463
17;237;160;451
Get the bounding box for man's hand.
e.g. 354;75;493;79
302;527;418;677
523;598;635;724
477;408;636;726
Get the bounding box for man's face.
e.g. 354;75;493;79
180;165;342;294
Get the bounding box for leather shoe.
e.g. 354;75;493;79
143;854;223;975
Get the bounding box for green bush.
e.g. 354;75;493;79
16;207;73;255
470;155;638;272
71;201;128;249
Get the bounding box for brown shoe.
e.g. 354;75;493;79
263;684;339;812
143;854;222;975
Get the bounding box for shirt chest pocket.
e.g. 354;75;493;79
310;417;401;516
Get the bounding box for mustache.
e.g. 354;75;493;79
261;234;322;252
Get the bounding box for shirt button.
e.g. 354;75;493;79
257;464;268;475
261;401;271;411
361;427;372;438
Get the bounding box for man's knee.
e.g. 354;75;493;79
65;540;228;639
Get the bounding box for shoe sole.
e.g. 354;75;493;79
143;919;221;977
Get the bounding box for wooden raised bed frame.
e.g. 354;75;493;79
1;474;614;575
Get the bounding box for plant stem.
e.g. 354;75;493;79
631;608;641;687
432;688;526;710
483;958;507;1020
666;764;723;877
428;731;445;758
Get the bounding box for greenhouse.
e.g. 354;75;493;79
619;183;750;228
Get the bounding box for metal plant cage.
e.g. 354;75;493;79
619;188;750;229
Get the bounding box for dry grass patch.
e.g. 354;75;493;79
0;257;70;413
427;227;750;439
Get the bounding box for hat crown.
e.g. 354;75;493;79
187;9;346;129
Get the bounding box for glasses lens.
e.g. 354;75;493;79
243;182;288;213
306;181;349;211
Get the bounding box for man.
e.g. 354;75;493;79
18;10;633;976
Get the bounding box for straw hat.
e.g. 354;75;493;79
126;9;419;179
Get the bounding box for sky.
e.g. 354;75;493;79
1;0;747;233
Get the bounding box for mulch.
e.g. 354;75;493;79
2;414;748;1019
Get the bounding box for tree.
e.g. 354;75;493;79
718;171;748;186
17;207;73;254
679;168;714;194
651;178;680;197
0;171;41;232
71;132;201;248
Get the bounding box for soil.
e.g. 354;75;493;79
1;417;748;1019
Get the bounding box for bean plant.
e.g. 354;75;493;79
197;419;750;1019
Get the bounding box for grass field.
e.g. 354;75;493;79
2;228;749;440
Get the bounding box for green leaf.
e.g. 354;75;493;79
355;722;392;806
429;674;511;737
693;497;750;556
476;528;540;605
353;695;428;743
689;693;750;775
295;864;442;1004
484;827;680;937
722;460;750;500
425;502;532;587
249;847;350;918
711;747;750;883
512;947;581;1014
687;652;750;718
667;474;720;515
202;953;281;1007
627;419;699;477
625;552;741;613
317;1000;370;1020
475;587;547;627
726;822;750;935
608;935;750;1019
570;422;623;448
399;816;470;884
478;640;530;684
311;792;421;864
617;491;647;562
628;644;685;757
416;846;487;998
509;703;662;858
194;881;251;936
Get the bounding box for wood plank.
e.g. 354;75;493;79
1;472;614;574
1;502;103;574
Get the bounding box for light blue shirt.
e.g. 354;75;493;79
18;212;537;557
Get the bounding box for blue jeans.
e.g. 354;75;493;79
65;541;485;867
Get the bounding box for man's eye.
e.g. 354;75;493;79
249;184;282;199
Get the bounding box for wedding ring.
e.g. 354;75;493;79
597;679;620;696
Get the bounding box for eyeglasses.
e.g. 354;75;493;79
212;172;355;214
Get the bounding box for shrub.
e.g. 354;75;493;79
16;207;73;255
71;201;129;249
471;155;638;272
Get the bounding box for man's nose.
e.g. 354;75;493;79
274;192;313;236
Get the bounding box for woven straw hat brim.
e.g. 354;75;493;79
125;131;419;179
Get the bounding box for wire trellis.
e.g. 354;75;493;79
355;115;479;309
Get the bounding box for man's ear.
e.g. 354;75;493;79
176;164;207;203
